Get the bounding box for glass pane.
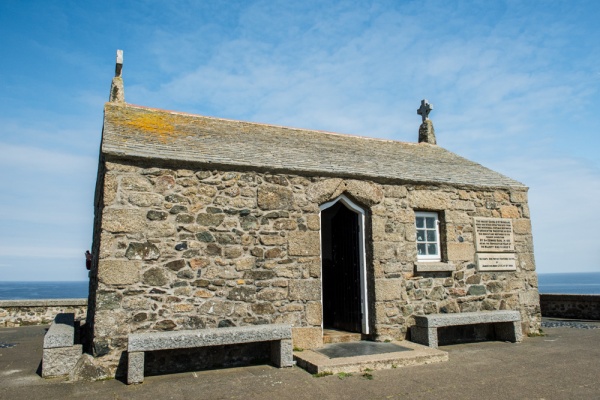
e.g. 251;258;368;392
427;243;438;255
426;230;437;242
417;243;426;255
416;230;425;242
425;217;435;229
416;217;424;228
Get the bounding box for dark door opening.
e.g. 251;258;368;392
321;201;362;333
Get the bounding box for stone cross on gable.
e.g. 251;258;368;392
115;49;123;77
110;50;125;103
417;99;433;123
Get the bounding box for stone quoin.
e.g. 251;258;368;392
83;51;541;377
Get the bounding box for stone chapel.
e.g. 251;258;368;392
86;52;541;376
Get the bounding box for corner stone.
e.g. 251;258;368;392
102;208;146;233
98;260;141;285
519;289;540;305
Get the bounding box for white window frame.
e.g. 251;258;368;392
415;211;441;262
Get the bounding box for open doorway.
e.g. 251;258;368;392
320;195;368;334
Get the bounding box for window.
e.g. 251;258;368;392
415;211;441;261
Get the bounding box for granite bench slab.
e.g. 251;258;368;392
127;324;293;384
411;311;523;348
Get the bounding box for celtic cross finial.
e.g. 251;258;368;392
417;99;433;123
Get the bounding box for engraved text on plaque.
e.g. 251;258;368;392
474;217;514;252
476;253;517;271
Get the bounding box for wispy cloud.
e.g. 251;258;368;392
491;156;600;272
124;1;600;274
129;1;594;152
1;0;599;277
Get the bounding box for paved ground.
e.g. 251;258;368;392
1;320;599;400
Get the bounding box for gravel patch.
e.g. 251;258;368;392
542;321;600;329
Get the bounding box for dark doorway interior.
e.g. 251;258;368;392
321;201;362;333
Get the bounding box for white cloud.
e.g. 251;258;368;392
1;0;599;280
128;0;593;151
125;2;600;275
490;156;600;273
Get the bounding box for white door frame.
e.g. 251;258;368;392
319;194;369;334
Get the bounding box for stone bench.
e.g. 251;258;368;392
42;313;82;377
127;323;293;384
411;310;523;349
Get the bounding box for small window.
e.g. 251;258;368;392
415;211;441;261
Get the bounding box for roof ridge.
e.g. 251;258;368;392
102;102;527;188
105;102;421;146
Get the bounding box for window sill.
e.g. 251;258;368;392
415;262;456;272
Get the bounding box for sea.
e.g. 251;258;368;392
0;273;599;300
0;281;89;300
536;272;600;295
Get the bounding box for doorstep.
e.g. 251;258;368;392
294;340;448;374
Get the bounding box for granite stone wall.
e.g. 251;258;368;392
89;160;540;375
0;299;87;327
540;294;600;320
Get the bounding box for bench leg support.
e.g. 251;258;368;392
495;321;523;343
411;326;438;348
270;339;293;367
128;351;145;384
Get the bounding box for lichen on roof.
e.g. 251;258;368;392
108;104;185;143
101;102;526;188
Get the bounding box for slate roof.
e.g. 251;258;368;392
101;102;526;189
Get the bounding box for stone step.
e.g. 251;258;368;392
294;340;448;374
322;329;363;344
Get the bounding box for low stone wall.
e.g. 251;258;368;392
540;294;600;320
0;299;87;327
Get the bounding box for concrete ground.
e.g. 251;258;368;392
1;321;599;400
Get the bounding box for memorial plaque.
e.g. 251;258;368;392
476;253;517;271
474;217;514;252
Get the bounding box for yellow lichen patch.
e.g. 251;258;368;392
107;104;205;143
122;112;178;143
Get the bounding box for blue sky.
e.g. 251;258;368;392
0;0;598;281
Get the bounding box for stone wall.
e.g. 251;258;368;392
0;299;87;327
540;294;600;320
89;159;540;375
